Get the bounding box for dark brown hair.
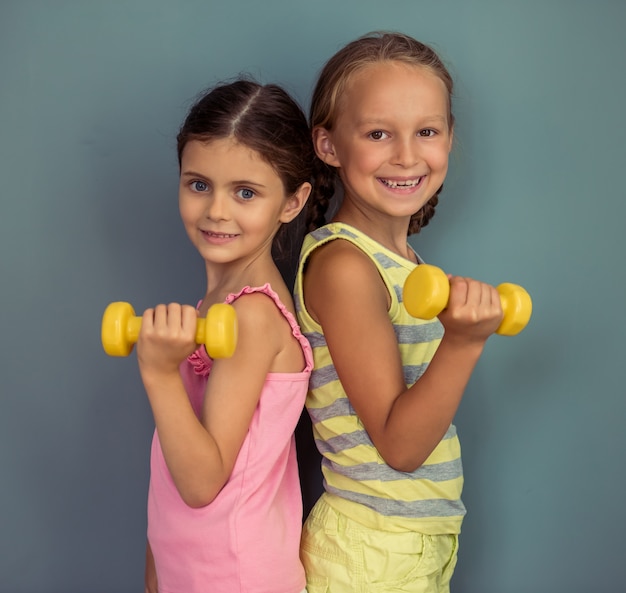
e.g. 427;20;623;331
307;32;455;235
177;78;314;253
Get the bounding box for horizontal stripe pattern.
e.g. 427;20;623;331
325;484;466;519
294;223;465;531
322;456;463;483
394;322;443;344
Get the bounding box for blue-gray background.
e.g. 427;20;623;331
1;1;624;591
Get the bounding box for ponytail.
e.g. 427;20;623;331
306;158;337;232
408;185;442;235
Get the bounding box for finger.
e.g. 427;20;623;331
166;302;183;329
141;308;155;331
463;278;484;307
478;283;502;322
448;276;469;307
472;281;488;308
490;284;503;315
153;304;169;329
181;305;199;334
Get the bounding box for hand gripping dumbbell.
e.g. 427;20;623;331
402;264;532;336
101;302;238;357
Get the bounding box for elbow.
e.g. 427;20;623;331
181;493;215;509
387;458;422;474
174;458;230;508
379;448;426;474
396;461;423;473
177;482;223;509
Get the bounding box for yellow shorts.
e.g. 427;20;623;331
301;495;458;593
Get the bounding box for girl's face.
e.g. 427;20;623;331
179;137;309;267
315;61;453;226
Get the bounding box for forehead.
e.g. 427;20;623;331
180;138;282;183
336;61;449;125
181;137;271;172
181;137;259;164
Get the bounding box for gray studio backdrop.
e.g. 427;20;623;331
1;1;625;592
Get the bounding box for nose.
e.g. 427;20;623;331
205;192;230;221
393;137;419;168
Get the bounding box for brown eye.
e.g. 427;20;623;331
369;130;388;140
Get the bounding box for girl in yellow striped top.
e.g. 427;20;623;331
293;32;504;592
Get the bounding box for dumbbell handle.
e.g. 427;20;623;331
402;264;532;336
120;317;141;346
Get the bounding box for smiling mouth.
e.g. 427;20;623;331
202;230;239;238
379;177;424;189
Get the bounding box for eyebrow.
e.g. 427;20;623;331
356;115;448;126
181;171;267;189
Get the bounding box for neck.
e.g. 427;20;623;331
199;251;281;314
333;204;413;261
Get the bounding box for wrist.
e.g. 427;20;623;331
440;332;486;357
139;366;181;391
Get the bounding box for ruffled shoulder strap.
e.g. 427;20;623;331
187;284;313;376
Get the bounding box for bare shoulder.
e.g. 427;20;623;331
308;237;373;271
304;239;389;322
229;288;304;372
230;291;285;334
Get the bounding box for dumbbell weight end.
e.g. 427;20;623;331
495;283;532;336
198;303;238;359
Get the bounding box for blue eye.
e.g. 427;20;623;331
236;188;255;200
191;180;208;192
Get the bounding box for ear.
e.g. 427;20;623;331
313;127;341;167
279;182;312;224
447;123;455;152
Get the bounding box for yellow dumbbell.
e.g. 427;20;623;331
403;264;532;336
101;302;238;357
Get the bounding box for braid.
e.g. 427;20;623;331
408;185;442;235
306;157;337;232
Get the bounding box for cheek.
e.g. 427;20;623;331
430;147;450;172
345;146;382;172
179;198;200;227
178;200;189;222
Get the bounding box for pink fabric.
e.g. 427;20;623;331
147;284;313;593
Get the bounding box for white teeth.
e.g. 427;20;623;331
205;231;236;238
381;178;420;188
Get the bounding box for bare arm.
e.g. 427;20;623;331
137;295;282;507
304;241;503;472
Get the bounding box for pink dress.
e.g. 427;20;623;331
147;284;313;593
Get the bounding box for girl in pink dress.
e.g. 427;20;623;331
138;79;313;593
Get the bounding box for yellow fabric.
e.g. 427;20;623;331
294;223;465;534
301;495;459;593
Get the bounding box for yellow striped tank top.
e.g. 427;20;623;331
294;223;465;535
